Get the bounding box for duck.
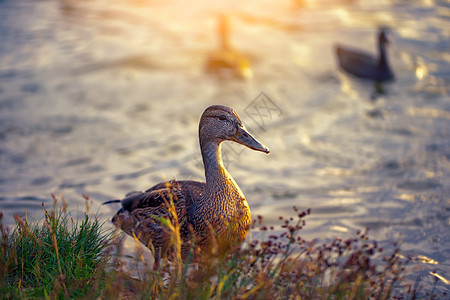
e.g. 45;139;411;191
105;105;269;267
335;28;394;82
205;14;253;79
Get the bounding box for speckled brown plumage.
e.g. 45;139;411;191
109;105;269;265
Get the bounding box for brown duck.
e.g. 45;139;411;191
105;105;269;266
205;15;253;79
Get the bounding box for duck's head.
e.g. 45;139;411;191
378;28;390;46
199;105;270;154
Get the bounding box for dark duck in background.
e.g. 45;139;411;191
335;28;394;82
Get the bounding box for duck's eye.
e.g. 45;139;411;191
218;114;227;121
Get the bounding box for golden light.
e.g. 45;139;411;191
430;272;450;285
415;61;428;80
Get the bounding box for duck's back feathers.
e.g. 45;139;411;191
336;46;377;68
112;180;206;260
336;45;381;78
118;181;201;211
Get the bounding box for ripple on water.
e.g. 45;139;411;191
313;204;359;215
0;196;48;224
63;157;92;167
20;82;41;93
397;179;441;191
355;217;424;231
30;176;53;186
0;69;20;79
0;96;25;110
379;159;408;177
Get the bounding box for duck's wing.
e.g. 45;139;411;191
111;180;205;256
120;183;180;211
113;181;186;224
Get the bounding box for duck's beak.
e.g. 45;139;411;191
231;125;270;154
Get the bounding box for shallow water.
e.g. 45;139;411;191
0;0;449;294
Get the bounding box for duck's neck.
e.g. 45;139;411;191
200;140;244;202
219;17;231;50
378;41;388;69
198;139;251;244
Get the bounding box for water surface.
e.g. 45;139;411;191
0;0;449;294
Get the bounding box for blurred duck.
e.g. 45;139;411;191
105;105;269;267
205;15;253;79
335;28;394;82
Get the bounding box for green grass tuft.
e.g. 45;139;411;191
0;196;113;299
